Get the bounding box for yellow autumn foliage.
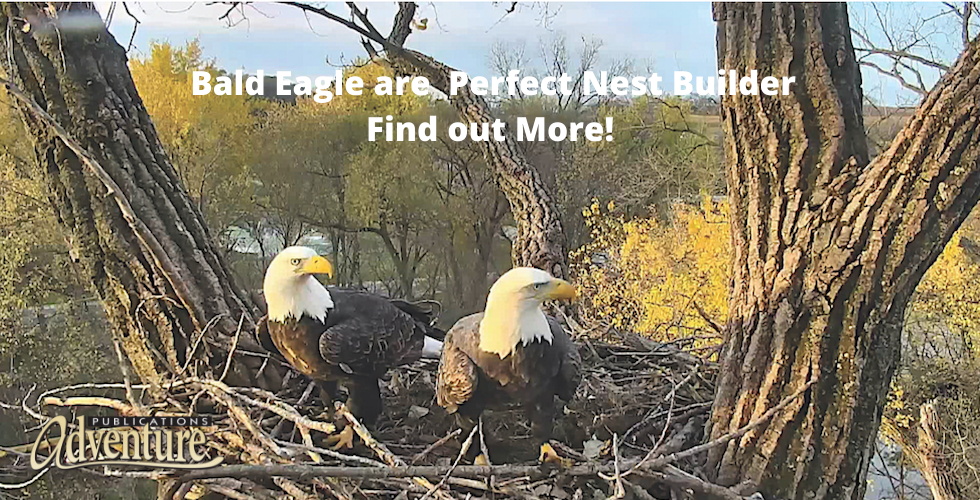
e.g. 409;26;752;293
574;198;980;370
907;229;980;342
572;196;730;345
881;222;980;458
129;40;255;153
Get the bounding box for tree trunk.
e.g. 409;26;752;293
916;402;963;500
0;3;280;391
383;3;569;279
707;3;980;499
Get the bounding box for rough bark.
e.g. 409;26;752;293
0;3;280;391
707;3;980;499
383;3;569;279
916;402;963;500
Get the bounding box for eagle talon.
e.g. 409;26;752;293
539;443;572;467
474;453;490;466
325;426;356;450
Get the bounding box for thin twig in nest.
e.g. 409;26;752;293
626;378;817;478
653;387;676;451
113;337;144;413
600;433;627;499
274;440;384;467
219;313;246;383
196;378;336;435
39;395;195;418
178;314;226;377
624;401;711;444
664;365;698;403
272;381;317;438
297;423;322;463
336;403;452;500
412;428;461;464
478;415;492;464
420;425;479;500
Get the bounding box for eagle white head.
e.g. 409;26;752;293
264;246;335;323
479;267;577;358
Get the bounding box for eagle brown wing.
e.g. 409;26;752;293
436;313;481;413
317;288;429;377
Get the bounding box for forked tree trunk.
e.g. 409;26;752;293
0;3;280;391
384;3;569;279
707;3;980;499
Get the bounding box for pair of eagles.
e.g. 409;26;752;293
257;246;582;463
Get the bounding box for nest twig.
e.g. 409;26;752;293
0;324;808;500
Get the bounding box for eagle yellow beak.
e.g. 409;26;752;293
546;279;577;301
300;255;334;278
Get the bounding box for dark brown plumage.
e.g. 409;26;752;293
435;267;582;462
259;247;444;431
437;313;581;426
260;289;443;423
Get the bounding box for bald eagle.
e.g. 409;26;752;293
258;246;445;449
436;267;582;464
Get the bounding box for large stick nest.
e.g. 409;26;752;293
378;329;716;463
1;323;792;500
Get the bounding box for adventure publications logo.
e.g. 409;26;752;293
29;415;223;471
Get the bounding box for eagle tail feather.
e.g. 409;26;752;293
390;299;447;341
422;336;444;358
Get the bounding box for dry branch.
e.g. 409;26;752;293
419;425;478;500
411;429;461;465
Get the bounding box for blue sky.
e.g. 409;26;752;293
97;2;958;106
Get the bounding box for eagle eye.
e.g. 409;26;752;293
533;282;545;290
290;258;302;266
